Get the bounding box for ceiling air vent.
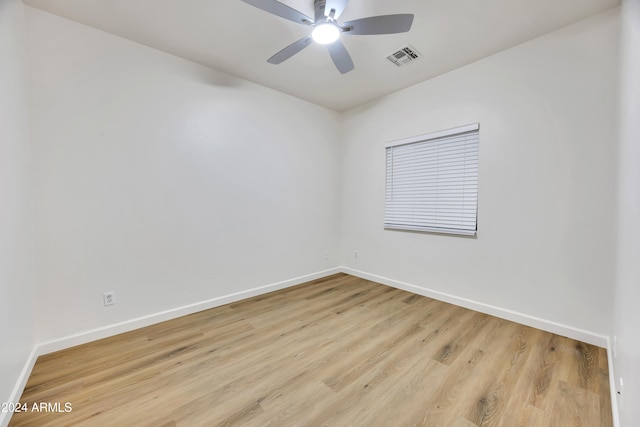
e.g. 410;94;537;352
385;45;421;67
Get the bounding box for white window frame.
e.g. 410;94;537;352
384;123;479;236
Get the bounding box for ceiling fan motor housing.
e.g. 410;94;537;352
314;0;330;21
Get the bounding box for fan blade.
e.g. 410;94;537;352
327;40;354;74
342;14;414;35
324;0;349;19
240;0;313;26
267;37;313;64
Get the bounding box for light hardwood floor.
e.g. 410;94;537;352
10;274;612;426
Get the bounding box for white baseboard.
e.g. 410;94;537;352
37;267;342;356
340;267;609;348
606;338;621;427
0;347;39;427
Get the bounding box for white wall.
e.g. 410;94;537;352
0;0;35;418
613;0;640;424
25;7;342;344
340;10;619;337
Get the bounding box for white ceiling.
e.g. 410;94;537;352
23;0;619;112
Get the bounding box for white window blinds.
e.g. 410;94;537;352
385;123;479;236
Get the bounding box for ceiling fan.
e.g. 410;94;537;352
240;0;414;74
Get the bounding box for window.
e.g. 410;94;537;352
384;123;479;236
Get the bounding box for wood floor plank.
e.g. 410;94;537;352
417;345;487;426
464;325;536;426
10;274;612;427
542;380;602;426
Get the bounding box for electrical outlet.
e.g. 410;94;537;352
619;377;624;396
103;291;115;306
324;251;329;260
354;251;359;259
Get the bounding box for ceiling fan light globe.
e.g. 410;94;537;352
312;23;340;44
